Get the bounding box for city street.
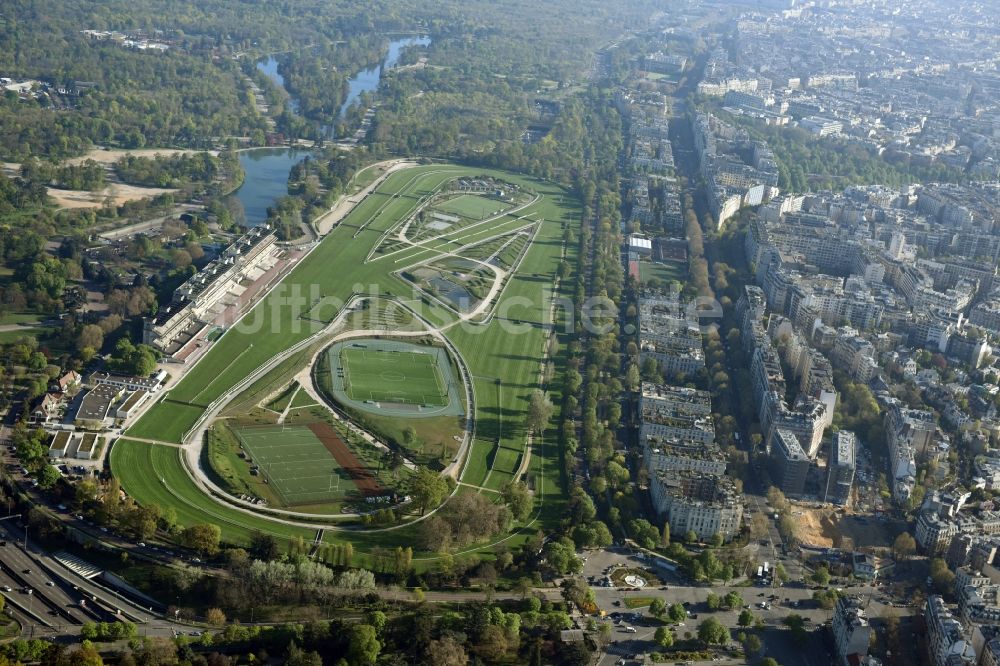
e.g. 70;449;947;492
583;546;913;666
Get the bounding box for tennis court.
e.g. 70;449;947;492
234;424;379;505
342;346;447;406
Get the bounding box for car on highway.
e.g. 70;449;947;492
45;581;55;587
22;569;31;575
1;586;10;592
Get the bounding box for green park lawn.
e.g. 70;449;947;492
623;596;656;609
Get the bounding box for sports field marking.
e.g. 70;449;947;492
235;425;347;505
341;348;447;406
433;194;508;220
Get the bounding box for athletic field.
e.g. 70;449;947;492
433;194;505;220
342;346;447;406
235;424;384;505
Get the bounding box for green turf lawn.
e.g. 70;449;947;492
235;425;346;505
623;596;656;609
0;329;42;344
349;161;387;193
433;194;507;220
288;384;318;409
638;260;686;285
110;439;315;545
0;312;42;326
264;383;297;412
204;423;280;505
492;446;522;476
484;469;515;491
342;348;445;405
128;164;567;442
127;165;469;441
118;163;579;556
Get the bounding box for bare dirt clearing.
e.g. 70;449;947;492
48;183;178;209
796;507;906;550
64;147;217;166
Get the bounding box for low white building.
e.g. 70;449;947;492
48;431;72;459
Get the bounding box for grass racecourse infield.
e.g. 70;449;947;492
114;163;579;553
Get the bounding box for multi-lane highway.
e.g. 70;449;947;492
0;540;106;631
0;517;183;638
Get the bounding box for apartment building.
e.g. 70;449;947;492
769;428;810;497
824;431;856;506
648;469;743;542
832;597;873;666
926;595;976;666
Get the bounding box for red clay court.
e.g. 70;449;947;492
307;422;385;497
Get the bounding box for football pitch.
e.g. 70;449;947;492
433;194;506;220
236;425;349;505
342;347;447;406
